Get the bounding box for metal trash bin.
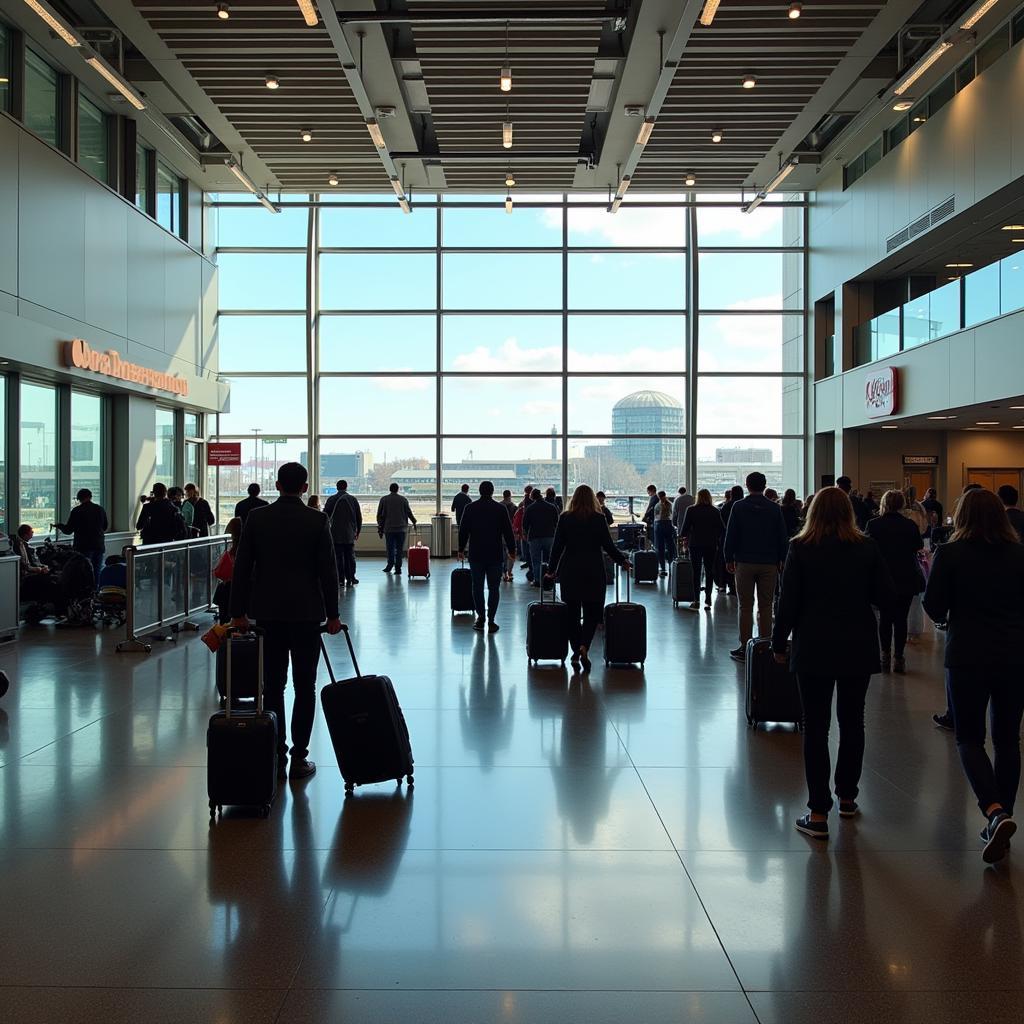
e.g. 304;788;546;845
430;513;452;558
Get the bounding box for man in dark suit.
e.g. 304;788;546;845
324;478;363;587
458;480;516;633
136;483;185;545
234;483;269;523
230;462;342;781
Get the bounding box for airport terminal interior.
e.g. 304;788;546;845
2;0;1024;1020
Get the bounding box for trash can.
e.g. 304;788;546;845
430;513;452;558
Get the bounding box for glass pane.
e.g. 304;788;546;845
908;99;928;133
697;198;784;246
156;160;181;235
976;28;1009;74
184;442;200;486
218;254;307;310
956;57;975;91
872;310;901;360
565;438;684;500
567;205;685;247
184;413;201;438
442;377;562;435
444;206;562;247
132;551;161;633
698;314;803;372
696;376;802;435
219;315;307;371
963;262;1000;327
219;377;308;435
568;315;684;372
321;206;437;247
20;382;57;532
901;294;931;350
0;380;6;532
930;74;955;115
695;438;804;497
70;392;103;501
155;408;175;484
440;437;563;505
443;253;562;310
444;315;561;371
135;145;150;211
699;252;787;308
321;315;436;372
78;94;107;184
929;279;961;339
25;50;59;148
0;26;9;113
1000;253;1024;315
567;376;686;438
568;253;685;310
321;254;436;310
320;376;435;435
211;437;309;522
216;204;310;247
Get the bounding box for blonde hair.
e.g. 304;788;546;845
793;486;864;545
566;484;602;518
879;489;905;515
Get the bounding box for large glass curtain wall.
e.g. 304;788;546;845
212;194;805;520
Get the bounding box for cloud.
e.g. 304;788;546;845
551;205;688;248
570;346;685;372
451;336;560;372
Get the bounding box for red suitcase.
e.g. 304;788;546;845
406;532;430;578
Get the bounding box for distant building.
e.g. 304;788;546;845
307;451;374;492
715;446;773;464
610;390;684;473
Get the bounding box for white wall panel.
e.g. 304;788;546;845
0;119;18;297
83;187;128;337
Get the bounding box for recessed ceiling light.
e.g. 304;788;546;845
1012;238;1024;243
742;74;756;89
1002;224;1024;230
788;2;802;18
684;171;696;186
881;425;899;429
216;3;230;19
962;0;1002;31
711;128;723;143
265;75;280;90
1015;425;1024;429
300;128;312;143
1010;405;1024;409
945;262;973;268
912;115;927;123
947;276;959;281
892;100;913;111
928;415;957;420
636;118;655;146
327;172;339;186
976;421;1000;425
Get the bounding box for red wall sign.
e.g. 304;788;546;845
208;442;242;466
864;366;899;418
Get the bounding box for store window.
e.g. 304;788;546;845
156;159;184;237
24;49;60;149
0;23;10;114
70;392;104;501
155;408;176;484
136;144;151;214
19;382;57;532
78;93;108;184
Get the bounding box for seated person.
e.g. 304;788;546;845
12;524;60;606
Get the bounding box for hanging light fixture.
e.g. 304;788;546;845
505;171;516;187
264;74;280;90
505;193;513;214
502;112;513;149
327;172;339;186
300;128;313;143
742;73;756;89
499;20;512;92
216;3;230;19
788;3;802;19
684;171;696;186
711;128;723;143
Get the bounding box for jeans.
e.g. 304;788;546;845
529;536;554;585
84;549;104;590
797;673;871;814
948;667;1024;816
878;593;914;657
565;597;604;653
689;545;715;601
654;521;676;571
734;562;778;645
470;561;503;620
334;542;356;583
260;619;321;764
384;530;406;571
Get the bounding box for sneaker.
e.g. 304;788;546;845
838;800;859;818
981;812;1016;864
795;813;829;840
488;620;500;633
729;646;746;662
520;562;530;569
880;652;891;673
349;577;359;585
659;570;668;577
395;569;402;576
893;655;906;674
688;600;700;610
289;759;317;781
932;712;954;731
473;617;485;631
382;566;393;573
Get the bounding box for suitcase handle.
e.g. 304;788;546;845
224;626;264;717
540;562;552;603
321;622;360;680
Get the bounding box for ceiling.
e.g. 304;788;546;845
855;396;1024;431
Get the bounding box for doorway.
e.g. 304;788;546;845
902;467;935;497
966;468;1023;493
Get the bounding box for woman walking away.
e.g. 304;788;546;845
780;488;801;538
213;517;243;624
865;490;925;674
923;488;1024;864
679;489;724;609
546;485;630;672
653;490;675;577
772;487;895;841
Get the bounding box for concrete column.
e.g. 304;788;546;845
110;394;156;532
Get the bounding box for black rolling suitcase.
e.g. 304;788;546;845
527;565;569;665
207;629;278;818
320;626;414;794
215;631;260;702
672;554;696;607
604;564;647;667
450;558;475;614
745;639;803;731
617;522;646;551
632;549;659;584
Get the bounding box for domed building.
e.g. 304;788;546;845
611;390;684;473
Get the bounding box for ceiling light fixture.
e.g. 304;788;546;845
216;2;230;19
300;128;312;143
893;41;953;96
327;172;339;186
366;119;386;149
502;120;514;149
505;172;516;187
976;421;1000;425
1012;238;1024;243
711;128;723;143
499;19;512;92
398;196;411;214
699;0;720;27
84;50;146;110
1010;405;1024;409
21;0;82;47
961;0;1002;31
224;157;280;213
945;262;973;268
389;176;405;199
265;75;280;90
636;118;655;146
294;0;318;27
684;171;696;187
742;73;756;89
928;415;957;420
892;100;913;111
1001;224;1024;230
505;193;513;215
881;425;899;429
743;158;798;213
788;3;802;18
1015;425;1024;429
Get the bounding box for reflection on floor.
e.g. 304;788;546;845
1;558;1021;1023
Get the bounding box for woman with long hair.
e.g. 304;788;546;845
780;488;800;537
923;488;1024;864
772;487;894;841
679;488;724;609
865;490;924;673
547;484;630;672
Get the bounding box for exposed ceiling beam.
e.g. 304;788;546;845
332;8;624;26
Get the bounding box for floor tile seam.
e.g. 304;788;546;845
5;707;130;765
273;886;339;1018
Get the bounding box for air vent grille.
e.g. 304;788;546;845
931;195;955;224
885;195;956;253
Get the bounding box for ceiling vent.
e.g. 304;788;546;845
885;195;955;253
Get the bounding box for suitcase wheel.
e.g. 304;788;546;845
407;774;414;787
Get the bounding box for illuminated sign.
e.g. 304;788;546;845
208;442;242;466
864;366;898;418
903;455;939;466
63;338;189;397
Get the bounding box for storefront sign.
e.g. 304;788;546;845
208;442;242;466
864;366;898;418
63;338;189;397
903;455;939;466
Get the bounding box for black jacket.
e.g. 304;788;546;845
923;538;1024;669
56;502;108;552
522;499;559;541
772;536;895;676
865;512;925;598
136;498;185;545
324;490;362;545
1007;507;1024;542
781;503;800;538
548;511;628;603
229;496;339;623
458;496;516;565
187;497;215;537
451;491;473;525
679;503;725;549
600;505;614;525
234;495;269;522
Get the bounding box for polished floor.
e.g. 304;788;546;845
1;559;1022;1023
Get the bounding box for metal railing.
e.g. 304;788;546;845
116;534;230;653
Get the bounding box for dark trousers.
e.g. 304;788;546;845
878;593;914;657
21;573;60;604
948;668;1024;816
470;561;503;620
565;597;604;653
334;542;356;583
689;545;715;599
260;620;321;763
83;549;104;590
797;673;871;814
384;531;405;571
654;521;675;571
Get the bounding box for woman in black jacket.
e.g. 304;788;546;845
865;490;924;674
547;485;630;672
772;486;895;841
923;488;1024;864
679;489;724;609
780;488;801;538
